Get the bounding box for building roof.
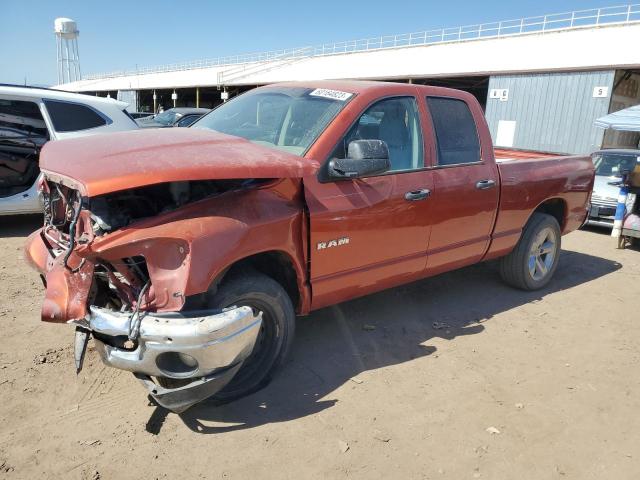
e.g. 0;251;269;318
0;84;128;108
56;5;640;93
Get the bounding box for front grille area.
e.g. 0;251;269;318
589;199;617;222
591;195;618;208
43;181;82;235
596;209;615;218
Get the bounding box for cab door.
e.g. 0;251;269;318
423;95;499;275
304;95;434;310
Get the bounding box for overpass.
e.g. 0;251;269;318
60;5;639;91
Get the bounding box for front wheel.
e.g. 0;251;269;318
208;271;296;402
500;213;561;290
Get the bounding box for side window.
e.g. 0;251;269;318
331;97;423;172
44;99;108;132
0;99;49;141
176;115;199;127
426;97;480;166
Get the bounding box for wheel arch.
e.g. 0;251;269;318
484;196;568;262
531;197;567;231
187;250;307;314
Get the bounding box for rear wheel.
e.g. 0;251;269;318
208;271;296;401
500;213;561;290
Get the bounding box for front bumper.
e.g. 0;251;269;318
586;202;616;228
88;305;262;412
586;217;614;228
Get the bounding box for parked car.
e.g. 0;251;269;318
0;85;138;216
128;111;155;120
136;107;210;128
25;81;594;413
175;114;205;127
587;149;640;227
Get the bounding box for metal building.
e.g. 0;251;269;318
55;4;640;154
485;71;616;155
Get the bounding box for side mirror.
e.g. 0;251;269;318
328;140;391;180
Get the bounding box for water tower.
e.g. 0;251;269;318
54;17;81;84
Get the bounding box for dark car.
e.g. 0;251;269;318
136;107;210;128
129;112;155;120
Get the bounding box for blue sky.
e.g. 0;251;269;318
2;0;623;86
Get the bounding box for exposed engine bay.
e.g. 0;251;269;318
39;177;271;316
31;176;271;411
88;179;266;233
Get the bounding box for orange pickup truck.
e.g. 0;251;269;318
24;81;595;412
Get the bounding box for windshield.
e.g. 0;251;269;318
592;153;639;176
192;87;353;155
154;111;180;125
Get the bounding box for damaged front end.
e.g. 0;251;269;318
90;306;261;413
25;178;265;412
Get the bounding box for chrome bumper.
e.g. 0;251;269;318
87;305;262;412
586;218;614;228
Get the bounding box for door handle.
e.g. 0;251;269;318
475;179;496;190
404;189;431;201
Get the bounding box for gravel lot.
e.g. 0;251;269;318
1;215;639;480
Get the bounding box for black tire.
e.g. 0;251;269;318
499;213;561;290
207;271;296;401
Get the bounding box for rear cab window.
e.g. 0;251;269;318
426;97;480;166
43;99;109;132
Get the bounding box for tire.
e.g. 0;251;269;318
499;213;561;290
207;271;296;401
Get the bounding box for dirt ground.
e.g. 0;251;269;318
1;215;640;479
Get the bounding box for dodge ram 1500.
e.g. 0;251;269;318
24;81;595;412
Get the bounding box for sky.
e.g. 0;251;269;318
1;0;625;86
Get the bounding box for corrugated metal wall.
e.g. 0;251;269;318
485;71;615;154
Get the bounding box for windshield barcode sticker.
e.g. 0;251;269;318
309;88;353;101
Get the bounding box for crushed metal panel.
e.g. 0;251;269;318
40;128;320;196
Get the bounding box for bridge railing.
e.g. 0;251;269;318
84;4;640;81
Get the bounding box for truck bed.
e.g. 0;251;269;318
494;148;564;161
483;151;594;261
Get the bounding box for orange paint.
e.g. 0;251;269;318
25;81;594;323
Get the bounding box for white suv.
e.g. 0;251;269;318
0;85;138;215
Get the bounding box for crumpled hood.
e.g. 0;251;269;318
40;128;318;196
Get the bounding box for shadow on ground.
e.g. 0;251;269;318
0;214;42;238
145;249;620;435
581;224;640;251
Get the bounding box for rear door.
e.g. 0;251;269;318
304;95;434;309
0;95;50;214
42;99;110;139
423;95;499;274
